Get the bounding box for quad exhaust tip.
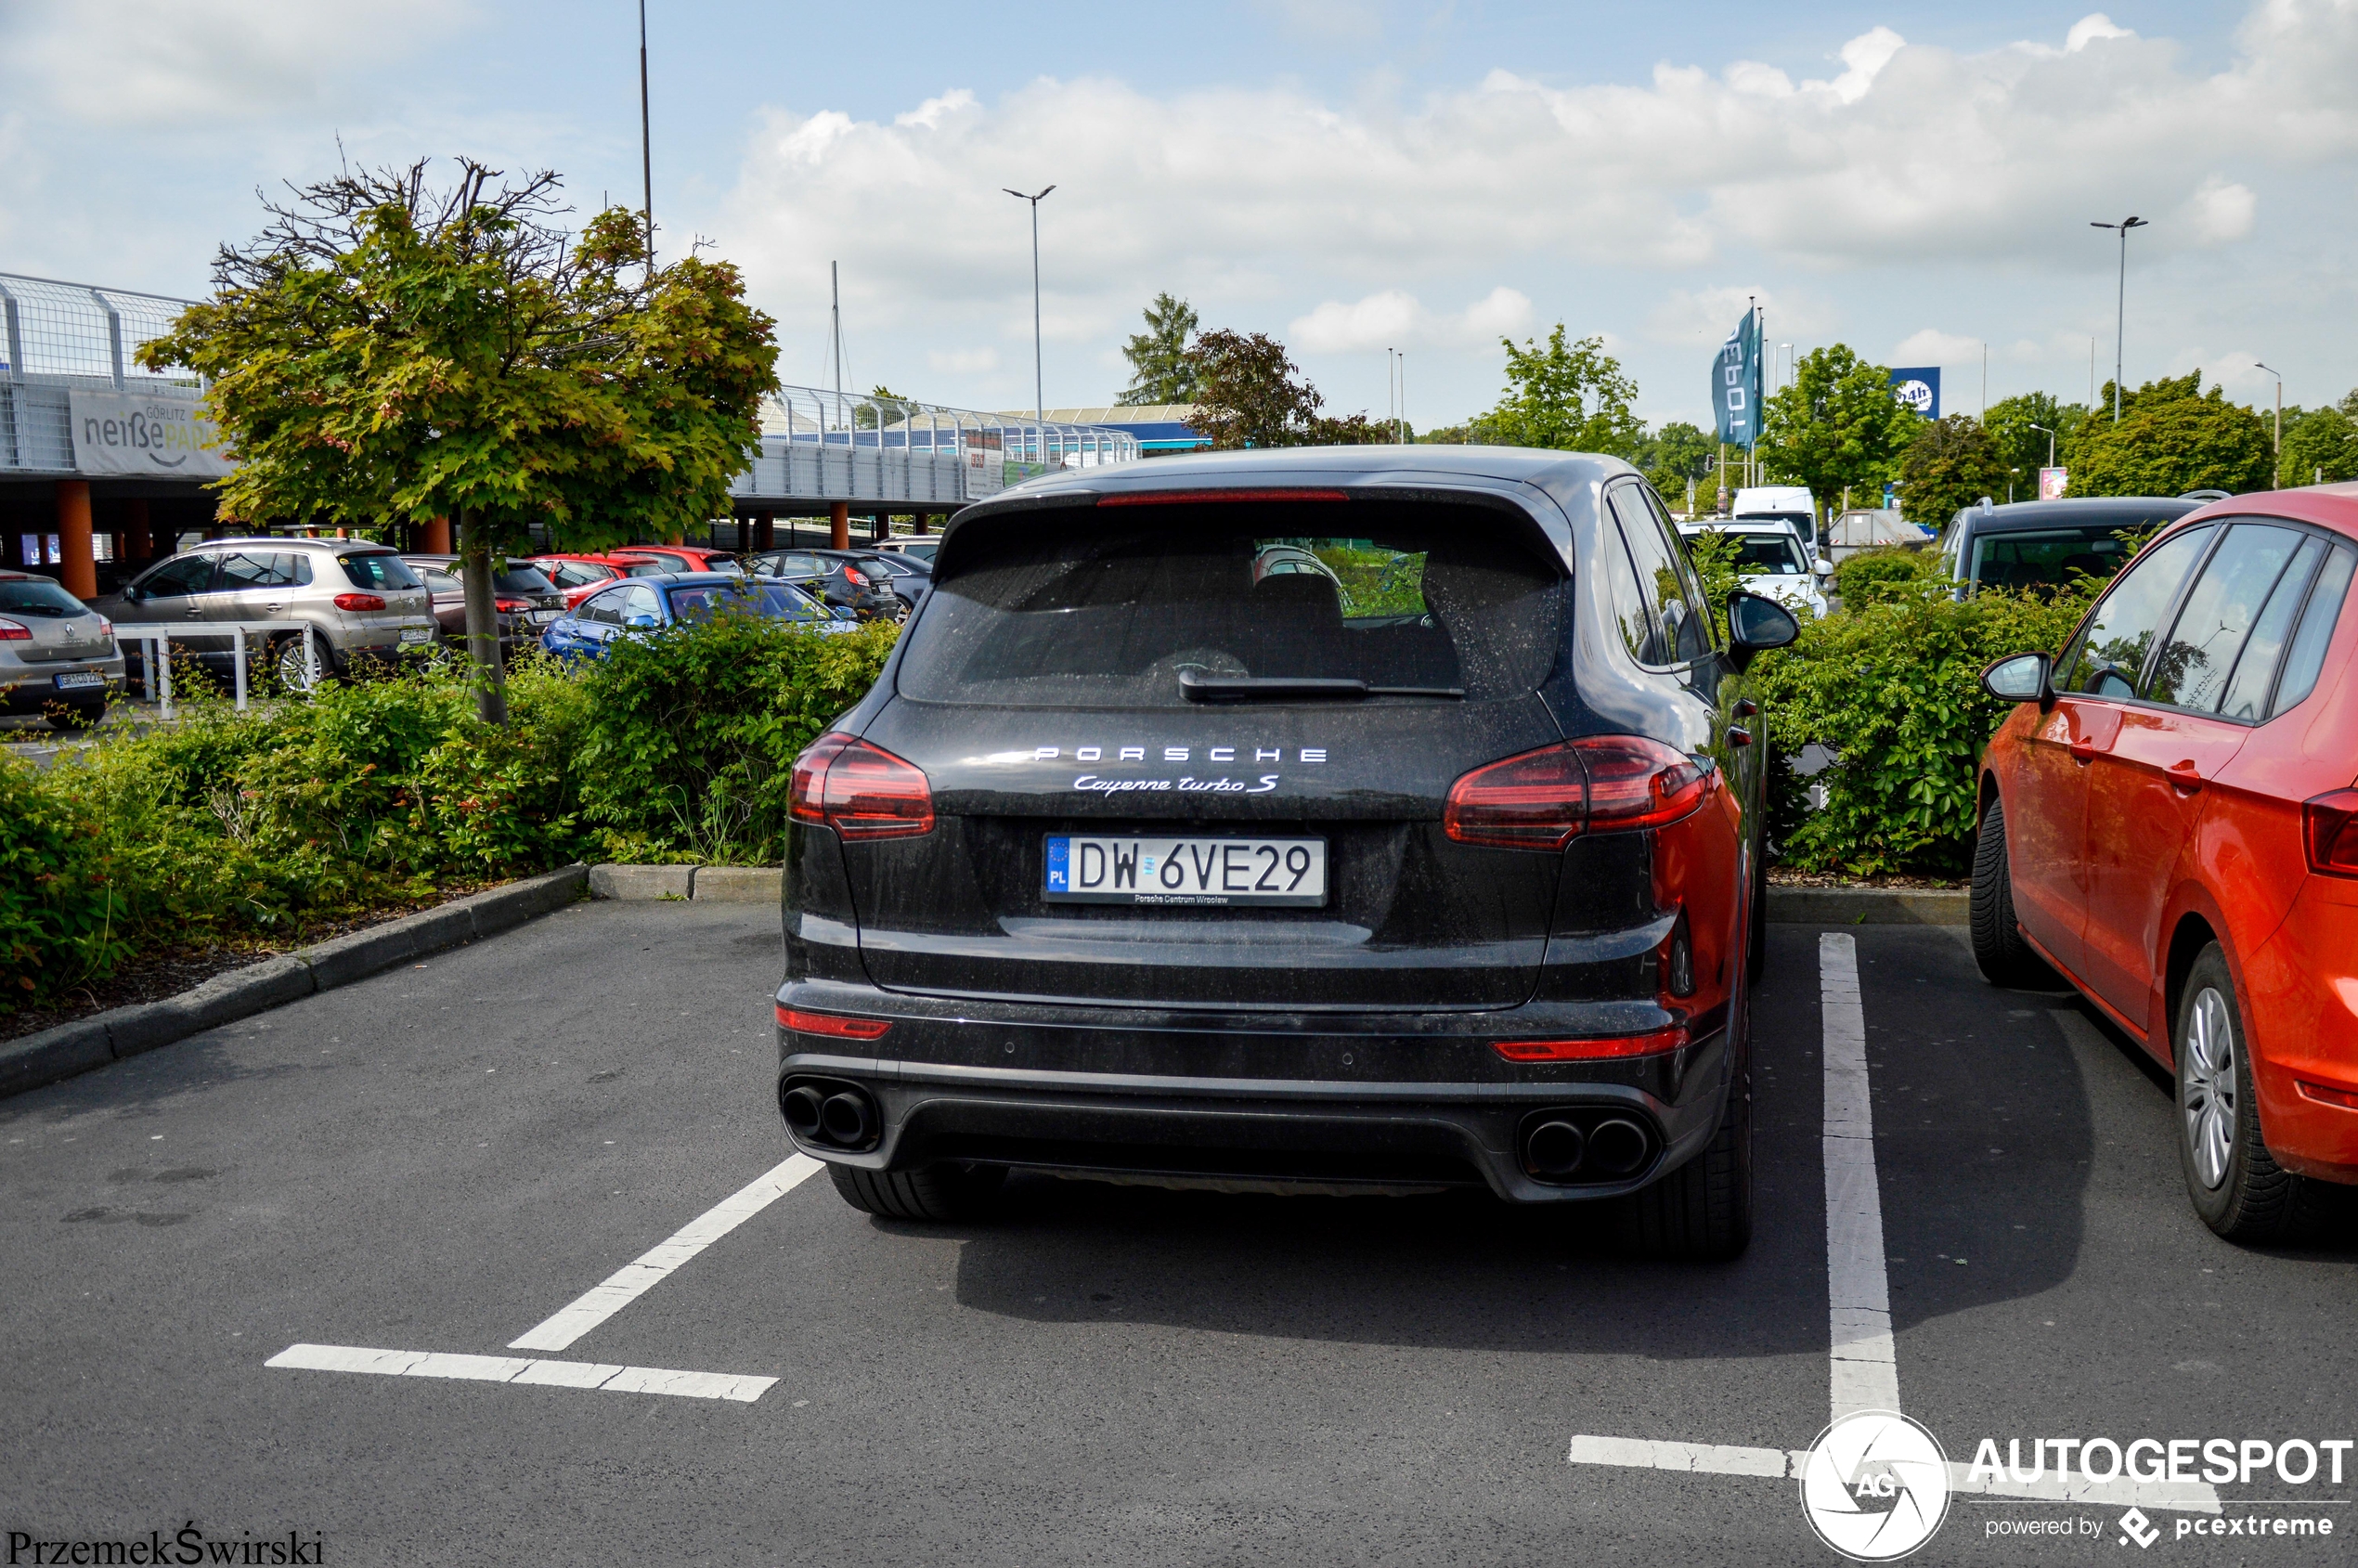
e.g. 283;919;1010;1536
780;1078;879;1151
1518;1109;1656;1185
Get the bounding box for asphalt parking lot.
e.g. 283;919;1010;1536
6;901;2356;1565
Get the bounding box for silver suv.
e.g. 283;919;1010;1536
100;538;436;693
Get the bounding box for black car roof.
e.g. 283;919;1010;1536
1951;498;2202;535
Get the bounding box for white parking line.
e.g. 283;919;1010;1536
1565;933;2224;1514
507;1152;826;1353
1819;933;1899;1422
266;1343;776;1403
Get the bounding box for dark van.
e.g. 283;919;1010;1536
774;448;1795;1257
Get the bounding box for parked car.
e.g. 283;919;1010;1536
523;554;633;608
879;536;940;566
97;538;435;693
852;549;931;617
539;572;854;662
745;548;904;621
1678;523;1831;618
775;447;1799;1257
1970;484;2358;1241
1731;485;1820;553
1826;508;1936;562
400;555;568;654
608;545;745;577
0;572;123;728
1938;497;2202;596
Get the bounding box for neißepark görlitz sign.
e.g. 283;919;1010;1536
67;388;232;478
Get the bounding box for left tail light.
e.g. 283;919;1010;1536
774;1005;892;1040
332;592;384;612
1445;735;1709;850
844;567;869;586
0;618;28;641
790;732;934;839
2303;788;2358;877
495;597;529;614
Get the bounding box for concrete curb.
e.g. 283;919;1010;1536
1768;887;1968;927
0;863;589;1101
588;864;782;903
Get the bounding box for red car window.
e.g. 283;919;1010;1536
2055;525;2215;697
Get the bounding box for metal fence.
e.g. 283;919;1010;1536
0;272;204;474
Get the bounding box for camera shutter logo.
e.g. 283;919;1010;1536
1798;1410;1951;1561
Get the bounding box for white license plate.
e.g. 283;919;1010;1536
1044;835;1327;907
52;671;105;690
528;608;562;624
399;627;434;643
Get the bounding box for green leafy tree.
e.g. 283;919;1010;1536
1476;325;1642;457
1119;292;1200;405
1758;344;1921;524
1639;420;1717;508
1982;392;2087;493
139;158;779;724
1897;414;2010;529
2067;372;2274;498
2281;400;2358;487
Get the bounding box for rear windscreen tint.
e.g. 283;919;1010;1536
0;577;89;616
493;566;556;594
1973;527;2134;589
898;507;1566;706
339;552;422;590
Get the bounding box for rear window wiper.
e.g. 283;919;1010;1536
1179;669;1465;702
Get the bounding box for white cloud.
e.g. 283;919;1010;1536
5;0;469;128
1643;286;1835;346
1892;329;1987;366
1285;286;1532;353
927;346;1001;374
2180;176;2258;243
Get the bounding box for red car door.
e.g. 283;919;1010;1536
2081;523;2305;1030
2025;524;2219;985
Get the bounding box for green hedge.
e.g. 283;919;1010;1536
1;618;897;1016
1831;547;1932;606
1749;577;2099;876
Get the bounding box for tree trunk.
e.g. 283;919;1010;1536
457;508;509;726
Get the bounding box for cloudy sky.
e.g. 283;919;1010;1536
3;1;2353;434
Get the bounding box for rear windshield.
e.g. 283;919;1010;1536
897;508;1566;707
340;552;422;590
1972;527;2132;590
494;565;555;594
0;577;88;616
1697;532;1808;575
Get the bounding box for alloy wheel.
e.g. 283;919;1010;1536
2182;986;2237;1191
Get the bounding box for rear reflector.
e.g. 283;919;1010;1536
789;732;934;839
775;1006;892;1040
1097;488;1350;507
2296;1079;2358;1111
1493;1027;1687;1063
1445;734;1709;850
2303;788;2358;878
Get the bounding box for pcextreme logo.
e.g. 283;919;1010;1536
1799;1411;1951;1562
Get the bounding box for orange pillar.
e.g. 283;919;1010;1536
830;501;849;551
56;481;97;599
756;512;775;551
422;515;452;553
913;513;930;536
123;498;152;564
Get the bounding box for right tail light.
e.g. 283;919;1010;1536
2303;788;2358;877
1445;735;1708;850
790;732;934;839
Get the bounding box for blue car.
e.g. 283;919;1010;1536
540;571;857;662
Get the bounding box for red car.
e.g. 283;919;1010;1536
522;553;670;610
609;545;745;577
1972;484;2358;1240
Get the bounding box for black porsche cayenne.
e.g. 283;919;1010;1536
775;448;1796;1258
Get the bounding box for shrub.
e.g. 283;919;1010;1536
1750;577;2100;876
0;761;134;1008
1832;548;1931;606
569;616;898;863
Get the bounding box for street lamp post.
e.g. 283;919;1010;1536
1003;185;1056;429
638;0;654;270
2090;215;2147;422
2256;361;2284;459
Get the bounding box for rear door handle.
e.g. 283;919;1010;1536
2166;758;2203;792
2068;739;2099;764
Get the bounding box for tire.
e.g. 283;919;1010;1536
272;635;323;694
829;1159;1005;1222
1618;994;1753;1260
2176;944;2327;1243
1969;795;2056;988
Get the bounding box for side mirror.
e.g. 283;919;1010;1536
623;612;660;629
1980;652;2054;707
1726;590;1800;670
1812;557;1834;577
